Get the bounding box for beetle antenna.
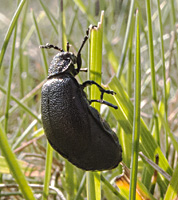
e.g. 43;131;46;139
77;29;89;56
39;43;64;52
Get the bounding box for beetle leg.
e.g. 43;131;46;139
76;29;89;74
89;100;118;109
81;80;116;95
81;80;118;109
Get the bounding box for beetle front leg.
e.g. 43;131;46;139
81;80;118;109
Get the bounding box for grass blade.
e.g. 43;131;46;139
4;21;17;133
0;0;26;68
104;76;172;192
156;0;168;158
129;9;141;200
164;164;178;200
0;124;35;200
87;11;104;200
116;0;135;79
0;85;41;124
32;10;48;75
43;142;53;200
145;0;160;145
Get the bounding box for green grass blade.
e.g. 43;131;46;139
12;117;40;150
101;174;127;200
0;0;26;69
116;0;135;79
87;172;96;200
129;9;141;200
60;0;67;50
43;142;53;200
32;10;48;75
74;173;86;200
0;85;41;124
0;80;44;123
127;14;135;97
0;124;36;200
39;0;58;35
104;76;172;193
72;0;119;72
145;0;160;145
4;22;17;133
164;164;178;200
65;161;74;200
156;0;168;158
169;0;178;70
152;102;178;152
0;155;34;174
72;0;95;23
87;11;104;200
19;1;28;98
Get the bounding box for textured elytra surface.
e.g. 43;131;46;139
41;74;122;171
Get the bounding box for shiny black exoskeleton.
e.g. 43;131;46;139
40;29;122;171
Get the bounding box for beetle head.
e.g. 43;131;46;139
48;51;78;78
40;29;89;78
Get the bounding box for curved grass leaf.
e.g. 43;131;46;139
0;0;26;68
0;124;36;200
105;76;172;193
164;163;178;200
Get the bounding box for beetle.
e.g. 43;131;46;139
40;28;122;171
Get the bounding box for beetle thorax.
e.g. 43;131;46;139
48;52;77;78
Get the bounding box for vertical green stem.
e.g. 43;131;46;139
87;11;104;200
116;0;135;79
65;161;74;200
145;0;160;145
43;143;53;200
156;0;168;157
87;172;96;200
19;2;28;98
4;21;18;133
60;0;67;48
129;9;141;200
169;0;178;70
127;18;135;98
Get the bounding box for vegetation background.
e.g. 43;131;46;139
0;0;178;199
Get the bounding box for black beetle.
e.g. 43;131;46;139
40;29;122;171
